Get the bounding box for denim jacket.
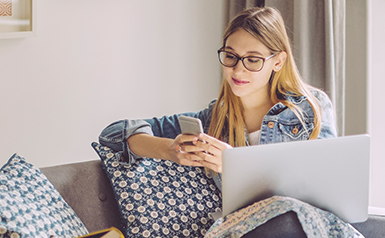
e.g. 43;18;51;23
99;89;337;191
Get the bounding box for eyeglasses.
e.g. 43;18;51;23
217;49;276;72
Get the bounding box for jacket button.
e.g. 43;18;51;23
292;126;299;134
268;122;274;128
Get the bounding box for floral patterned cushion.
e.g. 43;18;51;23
91;142;222;238
0;154;89;238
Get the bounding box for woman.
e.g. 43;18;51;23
100;6;336;190
100;7;362;238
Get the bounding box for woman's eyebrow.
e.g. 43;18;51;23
223;46;263;56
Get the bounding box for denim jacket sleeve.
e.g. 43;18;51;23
312;90;338;139
98;100;216;165
98;119;154;164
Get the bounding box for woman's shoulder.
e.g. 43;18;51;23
196;99;218;133
309;88;331;102
208;99;218;107
205;99;218;116
285;87;331;105
209;98;219;113
280;88;333;116
307;87;334;110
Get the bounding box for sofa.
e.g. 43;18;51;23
39;159;385;238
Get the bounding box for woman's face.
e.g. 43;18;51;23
223;29;282;104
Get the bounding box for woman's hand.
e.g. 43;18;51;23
129;133;232;173
167;134;205;167
194;133;233;173
169;133;232;173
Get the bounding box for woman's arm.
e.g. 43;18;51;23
99;119;153;164
127;133;204;167
99;102;215;165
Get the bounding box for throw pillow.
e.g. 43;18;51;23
91;142;222;238
0;153;89;238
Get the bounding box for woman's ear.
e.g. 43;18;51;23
273;51;287;72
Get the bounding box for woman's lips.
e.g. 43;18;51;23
232;78;249;86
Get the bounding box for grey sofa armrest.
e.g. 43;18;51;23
352;214;385;237
40;160;123;233
242;212;385;238
243;211;307;238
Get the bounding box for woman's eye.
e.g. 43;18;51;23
225;54;236;60
247;58;261;64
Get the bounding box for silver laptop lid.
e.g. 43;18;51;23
222;134;370;223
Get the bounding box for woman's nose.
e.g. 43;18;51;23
233;60;247;72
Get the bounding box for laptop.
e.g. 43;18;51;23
219;134;370;223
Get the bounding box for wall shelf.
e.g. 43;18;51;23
0;0;36;39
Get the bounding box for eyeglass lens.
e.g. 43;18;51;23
218;51;264;71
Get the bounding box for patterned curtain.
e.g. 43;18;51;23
225;0;346;136
226;0;265;22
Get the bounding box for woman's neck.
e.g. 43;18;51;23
241;93;274;133
241;88;273;111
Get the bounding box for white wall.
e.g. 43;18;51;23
2;0;384;209
0;1;225;167
341;0;385;209
368;0;385;208
346;0;385;209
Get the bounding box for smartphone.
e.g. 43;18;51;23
178;115;203;136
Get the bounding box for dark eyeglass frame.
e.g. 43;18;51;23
217;48;276;72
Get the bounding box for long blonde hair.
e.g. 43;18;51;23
208;7;321;147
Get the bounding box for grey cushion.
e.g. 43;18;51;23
41;160;123;234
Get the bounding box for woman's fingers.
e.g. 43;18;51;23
175;134;209;154
174;147;205;167
198;133;233;151
173;135;205;165
196;151;222;173
177;157;203;167
187;133;232;173
179;143;205;154
175;134;199;145
193;133;232;158
171;133;232;173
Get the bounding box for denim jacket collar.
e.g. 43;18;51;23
221;93;309;145
245;93;309;145
280;92;307;105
